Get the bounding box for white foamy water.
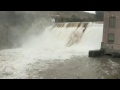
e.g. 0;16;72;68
0;22;103;79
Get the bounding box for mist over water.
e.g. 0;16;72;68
0;11;53;49
0;12;105;78
23;22;103;55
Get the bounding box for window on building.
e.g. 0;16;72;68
109;16;116;28
108;33;115;43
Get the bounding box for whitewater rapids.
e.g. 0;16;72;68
0;22;103;79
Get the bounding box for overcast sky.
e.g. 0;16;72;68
84;11;95;14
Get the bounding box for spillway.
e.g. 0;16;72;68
0;22;104;79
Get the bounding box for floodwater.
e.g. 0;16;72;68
27;55;120;79
0;22;120;79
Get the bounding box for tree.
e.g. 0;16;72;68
70;15;81;22
95;11;104;21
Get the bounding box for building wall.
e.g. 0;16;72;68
103;11;120;50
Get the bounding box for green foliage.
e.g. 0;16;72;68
55;14;95;22
95;11;104;21
54;11;104;22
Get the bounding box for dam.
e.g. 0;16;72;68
0;21;120;79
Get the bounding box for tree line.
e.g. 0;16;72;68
55;11;104;22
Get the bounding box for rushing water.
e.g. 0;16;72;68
0;22;120;79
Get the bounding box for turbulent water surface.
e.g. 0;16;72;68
0;22;120;79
